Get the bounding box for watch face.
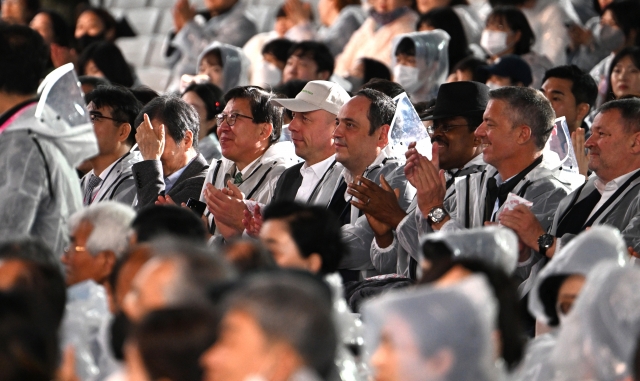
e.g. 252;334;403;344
431;208;445;219
539;234;554;247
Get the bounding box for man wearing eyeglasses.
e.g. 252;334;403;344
82;86;142;206
350;81;489;278
200;86;295;241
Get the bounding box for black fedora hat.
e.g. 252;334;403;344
422;81;490;121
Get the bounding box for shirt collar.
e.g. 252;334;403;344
165;157;196;186
238;155;262;177
301;154;335;178
94;159;118;179
594;168;640;193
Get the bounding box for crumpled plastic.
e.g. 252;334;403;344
388;92;432;158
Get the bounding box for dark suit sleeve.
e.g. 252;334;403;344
132;159;166;210
166;154;209;206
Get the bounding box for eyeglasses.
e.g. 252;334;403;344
63;244;86;253
215;112;253;127
426;123;469;136
90;113;125;124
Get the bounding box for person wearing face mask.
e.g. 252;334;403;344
74;7;117;53
391;30;450;101
482;54;533;89
588;0;640;106
605;46;640;102
250;38;293;88
334;0;418;77
480;6;552;88
512;226;629;381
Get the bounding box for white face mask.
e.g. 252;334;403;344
593;23;625;52
480;30;509;57
393;65;420;93
486;81;503;91
256;60;282;87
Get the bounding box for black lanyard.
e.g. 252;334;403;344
583;170;640;227
306;159;337;204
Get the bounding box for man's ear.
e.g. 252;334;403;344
118;123;132;143
317;70;331;81
516;125;532;145
576;102;591;124
307;253;323;274
260;122;274;142
97;251;117;281
183;130;194;149
630;131;640;154
377;124;390;148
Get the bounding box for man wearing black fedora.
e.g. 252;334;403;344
348;81;489;278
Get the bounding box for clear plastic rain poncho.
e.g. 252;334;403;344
361;275;498;381
196;41;250;93
512;227;629;381
28;63;98;168
388;92;432;158
421;226;519;275
528;226;629;326
544;117;584;188
551;263;640;381
391;30;450;102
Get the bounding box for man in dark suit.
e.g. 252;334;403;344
132;95;209;209
270;80;351;206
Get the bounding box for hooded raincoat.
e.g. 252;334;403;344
196;41;250;93
0;64;98;255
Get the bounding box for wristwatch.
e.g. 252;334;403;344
427;206;448;225
537;233;554;257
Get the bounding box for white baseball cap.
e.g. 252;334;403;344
271;80;351;116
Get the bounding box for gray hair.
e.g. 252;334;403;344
225;272;336;378
69;201;136;258
598;98;640;133
149;237;235;308
489;87;556;150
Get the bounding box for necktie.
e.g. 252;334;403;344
234;171;244;185
483;177;513;222
83;174;102;206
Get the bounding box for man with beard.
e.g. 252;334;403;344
349;81;488;277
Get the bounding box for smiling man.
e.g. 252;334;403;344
501;98;640;260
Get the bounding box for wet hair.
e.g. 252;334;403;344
598;97;640;133
603;0;640;47
543;64;598;107
224;86;282;143
354;88;396;135
606;46;640;102
262;38;294;66
86;85;143;146
361;78;405;98
37;9;72;47
133;307;218;381
287;41;335;77
130;86;160;106
132;205;207;243
360;58;391;83
417;7;472;72
395;37;415;57
263;201;346;274
489;87;556;150
0;24;48;95
135;94;200;149
486;6;535;55
182;82;225;121
223;271;336;378
77;41;134;87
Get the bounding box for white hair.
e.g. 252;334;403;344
69;201;136;258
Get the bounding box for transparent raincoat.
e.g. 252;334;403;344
391;30;450;102
0;63;98;255
362;275;498;381
422;226;519;275
512;227;629;381
551;263;640;381
196;41;250;93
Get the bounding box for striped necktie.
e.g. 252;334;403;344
83;174;102;206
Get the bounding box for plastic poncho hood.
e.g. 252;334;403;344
391;30;450;102
6;63;98;168
197;41;250;93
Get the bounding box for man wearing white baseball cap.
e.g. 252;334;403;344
269;80;351;206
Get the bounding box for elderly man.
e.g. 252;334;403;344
82;86;142;206
408;87;572;288
501;98;640;259
122;238;234;322
200;272;336;381
350;81;489;277
332;88;415;280
62;201;135;287
133;95;209;209
270;80;350;204
200;86;294;240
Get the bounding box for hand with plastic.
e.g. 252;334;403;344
405;143;446;219
498;204;547;253
571;127;589;178
136;113;165;161
173;0;196;32
243;204;263;238
348;175;405;229
203;181;248;236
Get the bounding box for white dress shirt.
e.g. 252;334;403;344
295;154;336;202
588;169;640;220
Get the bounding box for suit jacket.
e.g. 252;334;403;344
551;171;640;251
272;159;344;207
81;150;142;206
272;162;304;203
132;153;209;210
